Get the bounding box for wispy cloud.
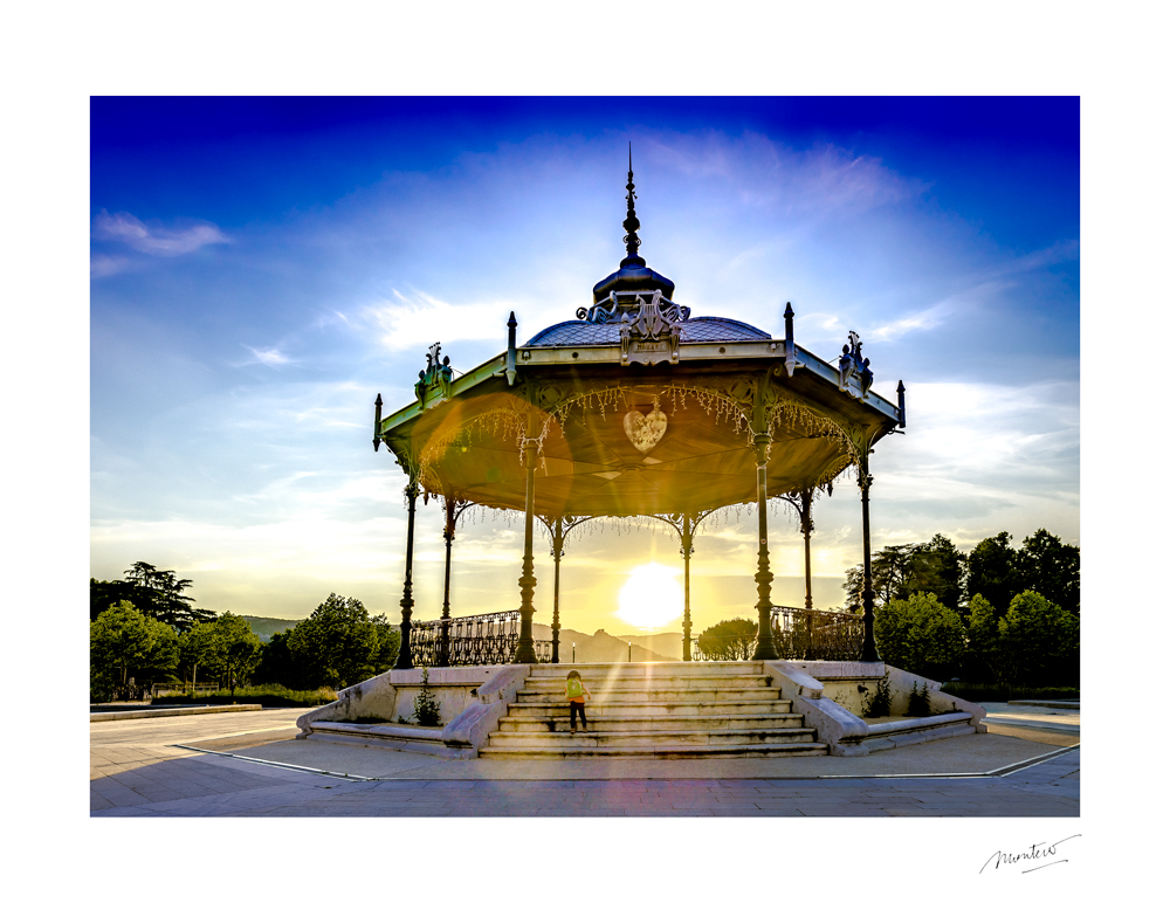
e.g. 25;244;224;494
363;289;514;352
648;131;922;215
94;210;229;256
870;300;951;342
243;344;293;368
90;254;132;278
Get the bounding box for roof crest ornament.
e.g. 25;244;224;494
838;331;874;398
415;341;454;406
622;142;643;266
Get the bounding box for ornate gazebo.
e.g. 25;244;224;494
373;156;906;669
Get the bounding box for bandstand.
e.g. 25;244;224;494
373;155;907;671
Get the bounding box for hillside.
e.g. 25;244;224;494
235;613;683;659
535;624;681;663
237;615;299;642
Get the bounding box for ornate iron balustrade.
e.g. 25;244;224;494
690;606;863;662
410;610;553;667
770;604;863;661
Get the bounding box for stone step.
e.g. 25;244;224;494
529;661;763;678
523;673;770;690
478;741;829;760
505;699;794;719
498;713;808;733
487;728;818;748
515;686;780;704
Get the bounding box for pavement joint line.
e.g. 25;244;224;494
175;745;378;782
986;744;1080;777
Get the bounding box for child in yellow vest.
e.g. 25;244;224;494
566;670;591;733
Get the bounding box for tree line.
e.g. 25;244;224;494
90;563;399;701
843;528;1079;620
696;527;1079;691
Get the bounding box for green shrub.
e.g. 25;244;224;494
907;682;932;716
151;684;336;707
863;674;892;718
413;669;442;726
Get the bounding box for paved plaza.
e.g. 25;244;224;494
90;702;1079;817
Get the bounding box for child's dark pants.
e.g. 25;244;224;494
569;701;587;730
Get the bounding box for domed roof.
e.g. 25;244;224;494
526;315;771;347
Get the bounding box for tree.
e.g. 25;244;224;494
997;591;1079;688
370;614;402;673
91;601;179;701
844;546;917;611
178;621;219;690
206;613;262;695
91;577;136;621
843;538;964;613
962;593;1000;683
254;630;309;689
908;534;965;614
1016;529;1080;615
873;592;966;680
91;562;214;631
696;618;758;661
287;594;383;688
965;532;1020;619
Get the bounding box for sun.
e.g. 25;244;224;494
615;562;684;629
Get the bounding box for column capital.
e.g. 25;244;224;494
752;432;772;464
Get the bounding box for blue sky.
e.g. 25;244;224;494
90;96;1079;631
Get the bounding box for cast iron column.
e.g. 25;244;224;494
681;514;694;661
799;488;815;657
550;518;564;664
751;433;779;661
514;437;539;664
858;458;881;662
438;498;456;667
394;478;420;670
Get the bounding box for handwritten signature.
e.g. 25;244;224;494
980;834;1081;874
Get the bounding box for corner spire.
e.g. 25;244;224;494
621;142;644;266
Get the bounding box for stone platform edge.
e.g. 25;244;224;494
91;704;264;722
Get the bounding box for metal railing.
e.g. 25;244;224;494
410;609;553;667
770;604;863;661
690;605;863;662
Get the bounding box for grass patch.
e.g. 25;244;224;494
152;684;337;708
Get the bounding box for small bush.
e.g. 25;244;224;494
413;669;442;726
863;674;892;717
907;683;932;717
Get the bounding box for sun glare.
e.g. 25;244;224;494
615;562;684;629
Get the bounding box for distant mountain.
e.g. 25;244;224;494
234;614;683;657
534;624;681;663
237;615;299;642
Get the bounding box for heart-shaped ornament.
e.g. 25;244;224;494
623;402;668;454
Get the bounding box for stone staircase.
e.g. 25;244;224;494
478;661;828;759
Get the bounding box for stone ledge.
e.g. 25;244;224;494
90;704;263;722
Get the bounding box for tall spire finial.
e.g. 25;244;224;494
622;142;643;265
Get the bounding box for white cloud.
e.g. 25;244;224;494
243;344;293;367
870;300;951;342
648;132;921;216
94;210;229;256
364;289;516;352
90;254;131;277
